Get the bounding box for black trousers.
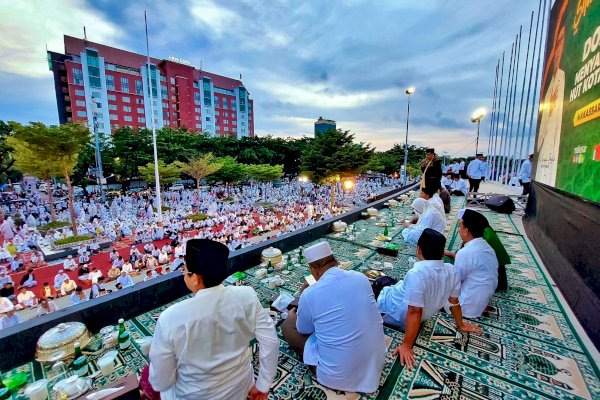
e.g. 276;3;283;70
469;178;481;192
520;180;531;195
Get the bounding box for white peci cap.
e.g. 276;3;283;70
303;242;333;264
0;297;14;313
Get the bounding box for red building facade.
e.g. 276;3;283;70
48;35;254;138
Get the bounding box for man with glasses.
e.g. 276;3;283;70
144;239;278;400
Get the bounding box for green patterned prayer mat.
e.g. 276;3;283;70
6;195;600;399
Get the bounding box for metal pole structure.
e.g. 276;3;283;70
496;42;515;183
502;27;522;185
486;61;499;179
90;99;106;203
526;0;549;155
403;88;414;186
475;119;481;155
517;0;543;172
499;34;519;184
145;11;162;226
511;16;533;182
491;52;505;181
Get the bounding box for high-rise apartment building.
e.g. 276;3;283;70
47;35;254;138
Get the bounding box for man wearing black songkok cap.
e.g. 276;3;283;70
444;210;498;318
144;239;278;400
420;148;442;192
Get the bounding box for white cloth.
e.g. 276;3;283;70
518;159;532;183
467;159;487;179
17;291;36;307
378;260;460;327
116;275;134;288
454;238;498;318
428;195;446;225
296;267;386;393
149;285;278;400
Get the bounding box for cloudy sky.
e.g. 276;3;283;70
0;0;543;157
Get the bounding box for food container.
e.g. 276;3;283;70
367;207;378;216
260;247;282;266
332;221;347;232
388;199;399;208
35;322;92;363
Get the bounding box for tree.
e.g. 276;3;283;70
210;156;247;185
245;164;284;201
300;129;374;206
9;122;90;235
110;127;153;190
138;161;181;188
0;121;17;182
174;153;223;190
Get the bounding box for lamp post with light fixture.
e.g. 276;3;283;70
403;87;414;186
471;108;486;156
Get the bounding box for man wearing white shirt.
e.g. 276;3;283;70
122;260;133;275
54;270;69;292
146;239;278;400
378;229;481;369
116;271;135;288
445;209;498;318
60;277;77;296
402;199;445;245
467;154;488;192
63;255;77;271
89;267;103;284
449;174;468;196
518;154;534;195
282;241;386;394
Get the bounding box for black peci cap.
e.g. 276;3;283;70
185;239;230;287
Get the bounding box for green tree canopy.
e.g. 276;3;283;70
210;156;247;184
174;153;223;189
300;129;374;183
138;160;181;186
246;164;284;183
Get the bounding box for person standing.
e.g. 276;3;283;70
467;154;487;193
518;154;533;195
282;242;386;394
420;148;443;192
145;239;278;400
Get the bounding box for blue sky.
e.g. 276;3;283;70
0;0;542;156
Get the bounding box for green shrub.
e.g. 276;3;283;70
161;206;172;211
54;235;93;246
222;197;234;202
39;221;71;231
258;201;273;207
187;213;209;221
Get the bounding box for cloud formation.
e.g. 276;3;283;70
0;0;540;156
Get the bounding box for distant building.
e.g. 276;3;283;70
314;116;336;137
47;35;254;138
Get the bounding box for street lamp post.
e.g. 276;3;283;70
403;87;415;186
471;108;486;156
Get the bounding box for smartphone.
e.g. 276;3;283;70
304;272;316;286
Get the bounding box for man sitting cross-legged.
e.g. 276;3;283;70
377;228;482;369
282;241;386;394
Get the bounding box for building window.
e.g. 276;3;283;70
231;112;236;118
135;98;143;105
72;68;84;85
214;96;219;108
76;100;85;107
195;116;200;121
231;100;236;109
205;116;211;121
138;117;146;123
75;89;85;96
241;121;246;127
135;80;143;95
137;107;144;114
232;121;237;126
85;49;101;88
160;75;166;82
77;111;87;118
109;104;117;110
216;126;220;131
224;112;229;117
170;77;176;85
124;116;132;122
196;124;202;129
106;74;115;91
194;100;201;105
163;112;170;118
195;107;201;113
223;119;228;124
108;94;116;101
161;85;168;100
224;127;229;132
122;96;130;103
123;106;131;112
110;114;118;120
121;77;130;93
106;63;116;71
193;82;199;88
215;111;220;116
164;120;170;125
222;98;228;109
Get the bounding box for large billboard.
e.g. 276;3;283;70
535;0;600;202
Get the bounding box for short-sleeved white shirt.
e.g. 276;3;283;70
378;260;460;328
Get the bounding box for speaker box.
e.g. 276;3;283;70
485;195;515;214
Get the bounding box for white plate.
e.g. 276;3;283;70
99;326;114;335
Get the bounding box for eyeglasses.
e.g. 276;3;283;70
181;269;194;277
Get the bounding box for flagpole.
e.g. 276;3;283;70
487;61;499;179
145;11;162;226
496;42;515;184
502;28;522;185
491;52;505;181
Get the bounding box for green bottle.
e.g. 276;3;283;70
118;318;131;350
267;260;274;274
71;341;88;376
298;247;304;263
286;255;293;270
391;218;396;227
384;226;389;237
